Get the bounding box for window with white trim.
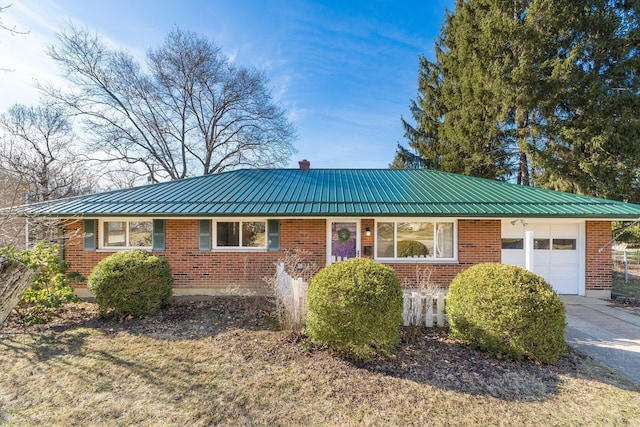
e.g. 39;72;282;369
101;220;152;249
215;220;266;248
376;220;456;260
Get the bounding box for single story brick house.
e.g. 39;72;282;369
18;162;640;299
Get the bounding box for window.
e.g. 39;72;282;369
553;238;576;250
102;220;152;248
501;237;577;250
215;221;266;249
502;238;523;249
376;220;456;260
217;222;240;246
534;238;550;250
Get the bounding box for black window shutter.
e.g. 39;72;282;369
199;220;211;251
152;219;166;251
267;219;280;252
83;219;97;251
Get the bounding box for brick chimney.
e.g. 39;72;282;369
298;159;310;170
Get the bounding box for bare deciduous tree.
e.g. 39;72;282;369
0;103;94;202
0;2;28;36
0;171;28;246
0;103;95;246
0;2;29;72
96;162;148;190
43;25;296;181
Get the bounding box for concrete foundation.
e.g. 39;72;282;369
585;289;612;300
74;286;271;300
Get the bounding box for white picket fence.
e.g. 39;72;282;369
275;263;308;325
274;263;447;328
402;290;447;327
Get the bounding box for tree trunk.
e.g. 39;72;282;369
518;151;530;186
0;257;34;326
516;107;530;186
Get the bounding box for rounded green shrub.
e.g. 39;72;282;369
88;250;173;317
306;258;403;360
446;263;566;364
397;240;429;258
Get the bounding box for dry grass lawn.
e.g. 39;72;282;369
613;275;640;299
1;297;639;426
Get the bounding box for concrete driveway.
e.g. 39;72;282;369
562;295;640;384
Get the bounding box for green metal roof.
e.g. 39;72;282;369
16;168;640;219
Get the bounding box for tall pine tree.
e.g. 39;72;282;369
394;0;640;201
535;1;640;201
392;56;445;170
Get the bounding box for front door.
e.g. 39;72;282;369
328;221;359;264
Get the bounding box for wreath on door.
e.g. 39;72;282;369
337;227;351;243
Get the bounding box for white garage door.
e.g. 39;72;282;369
501;221;583;294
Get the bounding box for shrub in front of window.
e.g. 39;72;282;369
306;258;403;360
446;263;566;364
88;250;172;317
376;221;454;259
397;240;429;258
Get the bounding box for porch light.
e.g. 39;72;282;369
365;227;371;236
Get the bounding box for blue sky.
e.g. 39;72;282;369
0;0;454;168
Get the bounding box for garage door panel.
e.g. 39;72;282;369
533;266;550;279
534;251;550;264
550;265;577;279
501;221;581;294
529;224;550;235
552;252;578;263
551;223;578;235
552;279;578;294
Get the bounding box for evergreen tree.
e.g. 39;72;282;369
438;0;516;181
394;0;640;201
392;56;444;170
535;1;640;201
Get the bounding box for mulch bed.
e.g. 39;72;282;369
612;295;640;307
1;297;274;339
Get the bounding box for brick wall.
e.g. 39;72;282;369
64;218;609;294
280;218;326;265
585;220;612;291
360;219;375;259
63;218;327;292
63;220;112;282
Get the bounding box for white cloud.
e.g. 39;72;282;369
226;47;238;63
0;0;149;111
